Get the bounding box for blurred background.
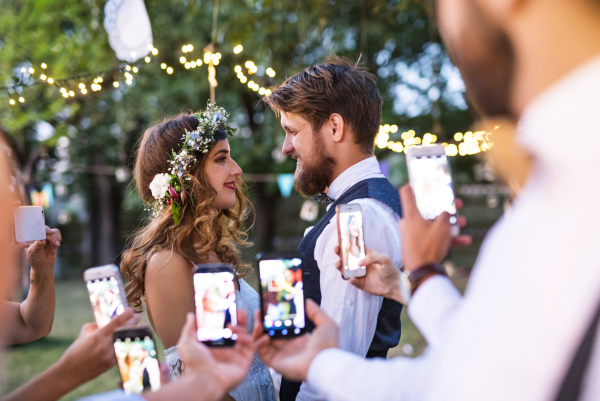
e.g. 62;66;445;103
0;0;508;398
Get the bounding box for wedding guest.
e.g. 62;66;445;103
255;0;600;400
263;56;404;401
2;224;62;345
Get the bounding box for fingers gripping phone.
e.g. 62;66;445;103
257;252;306;339
406;145;460;236
336;204;367;279
83;265;128;328
193;263;238;347
13;206;46;243
113;327;162;395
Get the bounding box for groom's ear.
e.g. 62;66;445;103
330;113;346;143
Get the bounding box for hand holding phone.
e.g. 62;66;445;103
84;265;128;328
193;264;238;346
336;204;367;279
257;252;306;339
406;145;459;236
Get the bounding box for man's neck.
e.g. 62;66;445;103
510;1;600;115
327;152;373;188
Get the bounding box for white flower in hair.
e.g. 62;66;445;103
149;173;171;199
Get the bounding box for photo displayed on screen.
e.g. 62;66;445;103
114;336;161;395
411;155;457;220
194;272;238;342
86;277;125;327
339;211;366;271
259;258;305;335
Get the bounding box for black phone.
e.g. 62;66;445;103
257;252;307;339
113;327;161;395
193;263;238;347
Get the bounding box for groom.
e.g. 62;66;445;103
264;57;403;401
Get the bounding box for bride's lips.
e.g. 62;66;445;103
224;181;236;191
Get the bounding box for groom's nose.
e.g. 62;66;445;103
282;133;294;156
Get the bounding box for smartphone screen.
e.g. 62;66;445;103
409;154;458;223
114;333;161;394
258;257;305;338
193;271;238;345
86;277;125;328
338;208;366;274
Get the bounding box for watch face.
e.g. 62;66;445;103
399;272;412;305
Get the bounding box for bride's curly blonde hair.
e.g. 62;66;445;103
121;112;252;311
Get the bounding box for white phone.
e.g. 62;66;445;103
83;265;128;327
406;145;460;236
336;203;367;279
13;206;46;243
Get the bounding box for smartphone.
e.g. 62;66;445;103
83;265;128;328
13;206;46;243
113;327;161;395
406;145;460;236
257;252;306;339
336;204;367;279
193;263;238;346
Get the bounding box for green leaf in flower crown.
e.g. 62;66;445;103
172;201;180;225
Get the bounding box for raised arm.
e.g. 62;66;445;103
3;226;62;345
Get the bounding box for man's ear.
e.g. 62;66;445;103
330;113;346;143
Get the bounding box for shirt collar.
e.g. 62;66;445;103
519;53;600;168
327;156;382;200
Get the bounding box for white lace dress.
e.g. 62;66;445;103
164;279;277;401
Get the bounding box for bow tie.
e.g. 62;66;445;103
309;193;335;203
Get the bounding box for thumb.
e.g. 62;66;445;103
177;312;197;346
398;184;420;219
305;299;333;328
98;308;134;335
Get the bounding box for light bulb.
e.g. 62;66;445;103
167;67;173;74
233;45;243;54
113;82;119;88
41;63;47;69
47;78;54;84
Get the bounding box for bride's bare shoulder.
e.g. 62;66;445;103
146;249;193;277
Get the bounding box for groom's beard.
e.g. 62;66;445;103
294;145;335;197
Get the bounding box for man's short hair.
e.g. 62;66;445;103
263;56;382;154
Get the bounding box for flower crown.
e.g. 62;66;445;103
147;103;237;224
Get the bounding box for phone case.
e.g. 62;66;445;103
13;206;46;243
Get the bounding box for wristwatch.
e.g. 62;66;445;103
398;263;447;304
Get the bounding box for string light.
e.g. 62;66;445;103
161;63;167;69
166;67;173;74
233;45;243;54
132;67;138;73
9;99;15;105
47;78;54;84
113;82;119;88
180;57;186;64
40;74;47;80
374;125;494;157
18;96;25;102
145;57;151;63
41;63;47;69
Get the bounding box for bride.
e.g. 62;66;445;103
120;104;276;401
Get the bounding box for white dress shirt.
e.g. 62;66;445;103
297;156;403;401
306;55;600;401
